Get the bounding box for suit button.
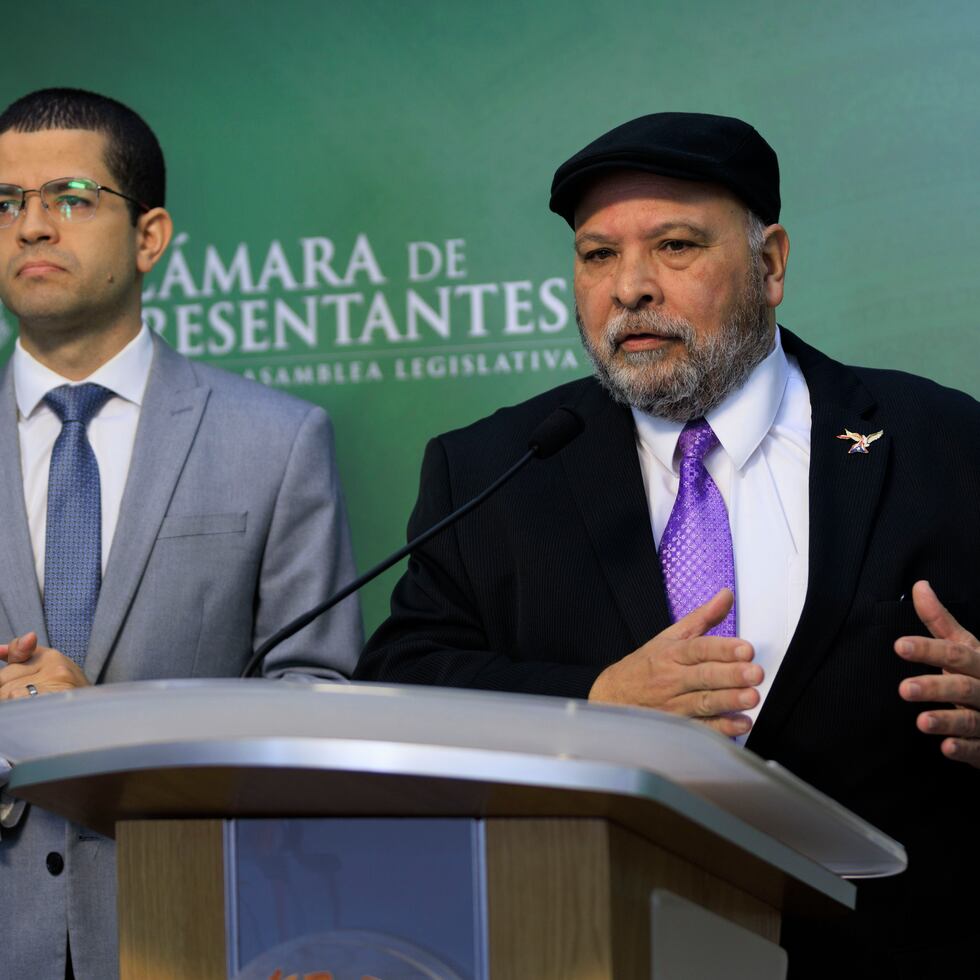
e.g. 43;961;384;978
46;852;65;876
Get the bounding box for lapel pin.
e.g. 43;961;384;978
836;428;884;454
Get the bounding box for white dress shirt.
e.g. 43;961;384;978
13;326;154;590
632;327;811;734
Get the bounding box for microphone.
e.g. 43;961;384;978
241;406;585;678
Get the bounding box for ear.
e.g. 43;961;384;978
134;207;173;275
760;224;790;308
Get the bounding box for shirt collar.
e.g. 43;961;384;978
13;325;154;420
632;326;790;472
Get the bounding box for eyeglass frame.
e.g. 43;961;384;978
0;177;150;228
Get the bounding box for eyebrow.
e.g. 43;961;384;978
575;222;711;248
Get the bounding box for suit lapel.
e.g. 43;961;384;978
0;363;47;642
84;338;210;681
561;382;673;648
748;330;890;751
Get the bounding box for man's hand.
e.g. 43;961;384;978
897;580;980;767
0;632;90;700
588;589;763;737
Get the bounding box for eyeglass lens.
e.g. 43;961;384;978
0;178;100;227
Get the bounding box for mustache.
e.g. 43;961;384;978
602;309;696;349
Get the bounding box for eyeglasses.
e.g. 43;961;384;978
0;177;149;228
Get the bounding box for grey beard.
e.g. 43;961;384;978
576;272;773;422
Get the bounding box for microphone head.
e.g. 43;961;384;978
528;406;585;459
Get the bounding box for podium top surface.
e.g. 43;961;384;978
0;680;905;887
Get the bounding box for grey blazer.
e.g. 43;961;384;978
0;334;363;980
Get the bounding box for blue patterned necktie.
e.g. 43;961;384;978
43;383;115;666
658;418;737;636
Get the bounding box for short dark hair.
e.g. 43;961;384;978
0;87;166;223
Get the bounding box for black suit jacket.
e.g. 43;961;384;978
357;330;980;976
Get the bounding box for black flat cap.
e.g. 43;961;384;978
549;112;780;227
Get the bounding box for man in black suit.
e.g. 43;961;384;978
356;113;980;976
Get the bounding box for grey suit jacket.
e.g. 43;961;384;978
0;334;363;980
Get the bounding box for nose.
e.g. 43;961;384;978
17;191;59;246
612;252;662;310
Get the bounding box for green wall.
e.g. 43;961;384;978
2;0;978;632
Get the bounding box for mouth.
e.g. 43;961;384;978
616;333;679;353
17;260;66;278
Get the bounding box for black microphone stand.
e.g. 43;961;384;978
241;406;584;678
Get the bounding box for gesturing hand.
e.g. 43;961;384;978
897;580;980;767
588;588;763;738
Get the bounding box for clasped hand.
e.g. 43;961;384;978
0;632;90;700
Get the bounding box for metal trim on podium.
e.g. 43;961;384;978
0;680;906;979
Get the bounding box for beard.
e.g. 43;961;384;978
576;265;773;422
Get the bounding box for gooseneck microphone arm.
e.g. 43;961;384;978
241;406;585;678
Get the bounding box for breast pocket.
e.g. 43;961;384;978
157;512;248;539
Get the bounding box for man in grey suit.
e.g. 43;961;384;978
0;89;363;979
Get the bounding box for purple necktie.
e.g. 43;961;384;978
658;419;736;636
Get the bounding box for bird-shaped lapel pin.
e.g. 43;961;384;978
836;428;884;454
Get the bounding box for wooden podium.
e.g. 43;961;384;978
0;680;905;979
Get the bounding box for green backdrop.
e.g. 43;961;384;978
2;0;978;633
